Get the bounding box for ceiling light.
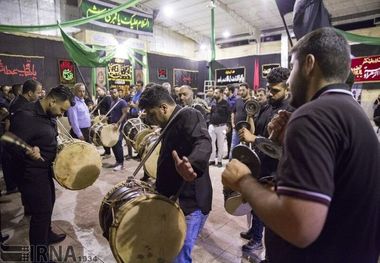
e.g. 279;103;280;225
223;31;230;38
163;6;174;17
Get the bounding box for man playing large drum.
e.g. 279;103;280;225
139;85;213;263
108;87;129;171
9;85;75;262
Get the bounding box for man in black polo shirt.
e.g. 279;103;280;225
209;87;230;167
139;85;212;263
222;28;380;263
10;85;74;262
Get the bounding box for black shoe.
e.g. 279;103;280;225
0;234;9;243
240;231;252;240
209;161;215;166
217;162;223;168
48;232;66;245
124;155;132;160
100;152;111;156
242;240;263;252
223;155;229;160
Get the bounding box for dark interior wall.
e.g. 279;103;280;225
147;52;206;90
0;32;91;93
214;53;281;89
147;52;281;93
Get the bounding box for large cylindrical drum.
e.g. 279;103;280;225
99;179;186;263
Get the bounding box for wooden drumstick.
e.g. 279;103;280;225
1;132;45;162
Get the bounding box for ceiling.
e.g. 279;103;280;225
115;0;380;44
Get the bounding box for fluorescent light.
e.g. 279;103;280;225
223;31;230;38
163;6;174;17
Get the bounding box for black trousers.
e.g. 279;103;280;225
1;148;18;191
112;133;124;164
21;167;55;262
70;127;90;142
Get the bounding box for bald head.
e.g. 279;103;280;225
179;85;194;106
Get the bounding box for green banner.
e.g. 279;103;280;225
0;0;140;33
334;28;380;46
81;0;153;35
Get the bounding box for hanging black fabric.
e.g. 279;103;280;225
293;0;331;40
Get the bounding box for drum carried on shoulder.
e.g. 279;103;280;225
99;178;186;263
53;139;102;190
122;118;149;147
89;123;120;148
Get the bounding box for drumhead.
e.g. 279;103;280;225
143;142;161;179
109;194;186;263
100;124;120;147
122;118;149;144
53;141;102;190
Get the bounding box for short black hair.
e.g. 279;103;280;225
47;85;75;106
291;27;351;83
214;86;224;93
136;80;144;87
22;79;41;94
267;67;290;84
257;88;266;94
139;84;175;110
239;82;250;89
226;84;235;93
145;82;157;90
12;84;23;95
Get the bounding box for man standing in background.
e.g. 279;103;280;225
67;83;91;142
208;87;230;167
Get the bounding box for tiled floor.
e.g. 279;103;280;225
0;148;264;263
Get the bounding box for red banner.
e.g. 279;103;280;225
351;55;380;83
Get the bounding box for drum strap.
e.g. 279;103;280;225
132;107;187;177
169;181;186;202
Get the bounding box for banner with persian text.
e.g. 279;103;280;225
0;54;44;84
215;67;245;85
80;0;153;35
351;55;380;83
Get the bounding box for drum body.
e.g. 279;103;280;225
53;140;102;190
122;118;149;144
99;179;186;263
139;132;161;179
223;145;261;216
223;188;251;216
90;123;119;147
133;128;153;152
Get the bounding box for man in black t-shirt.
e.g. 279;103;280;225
230;83;252;158
222;28;380;263
208;87;230;167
